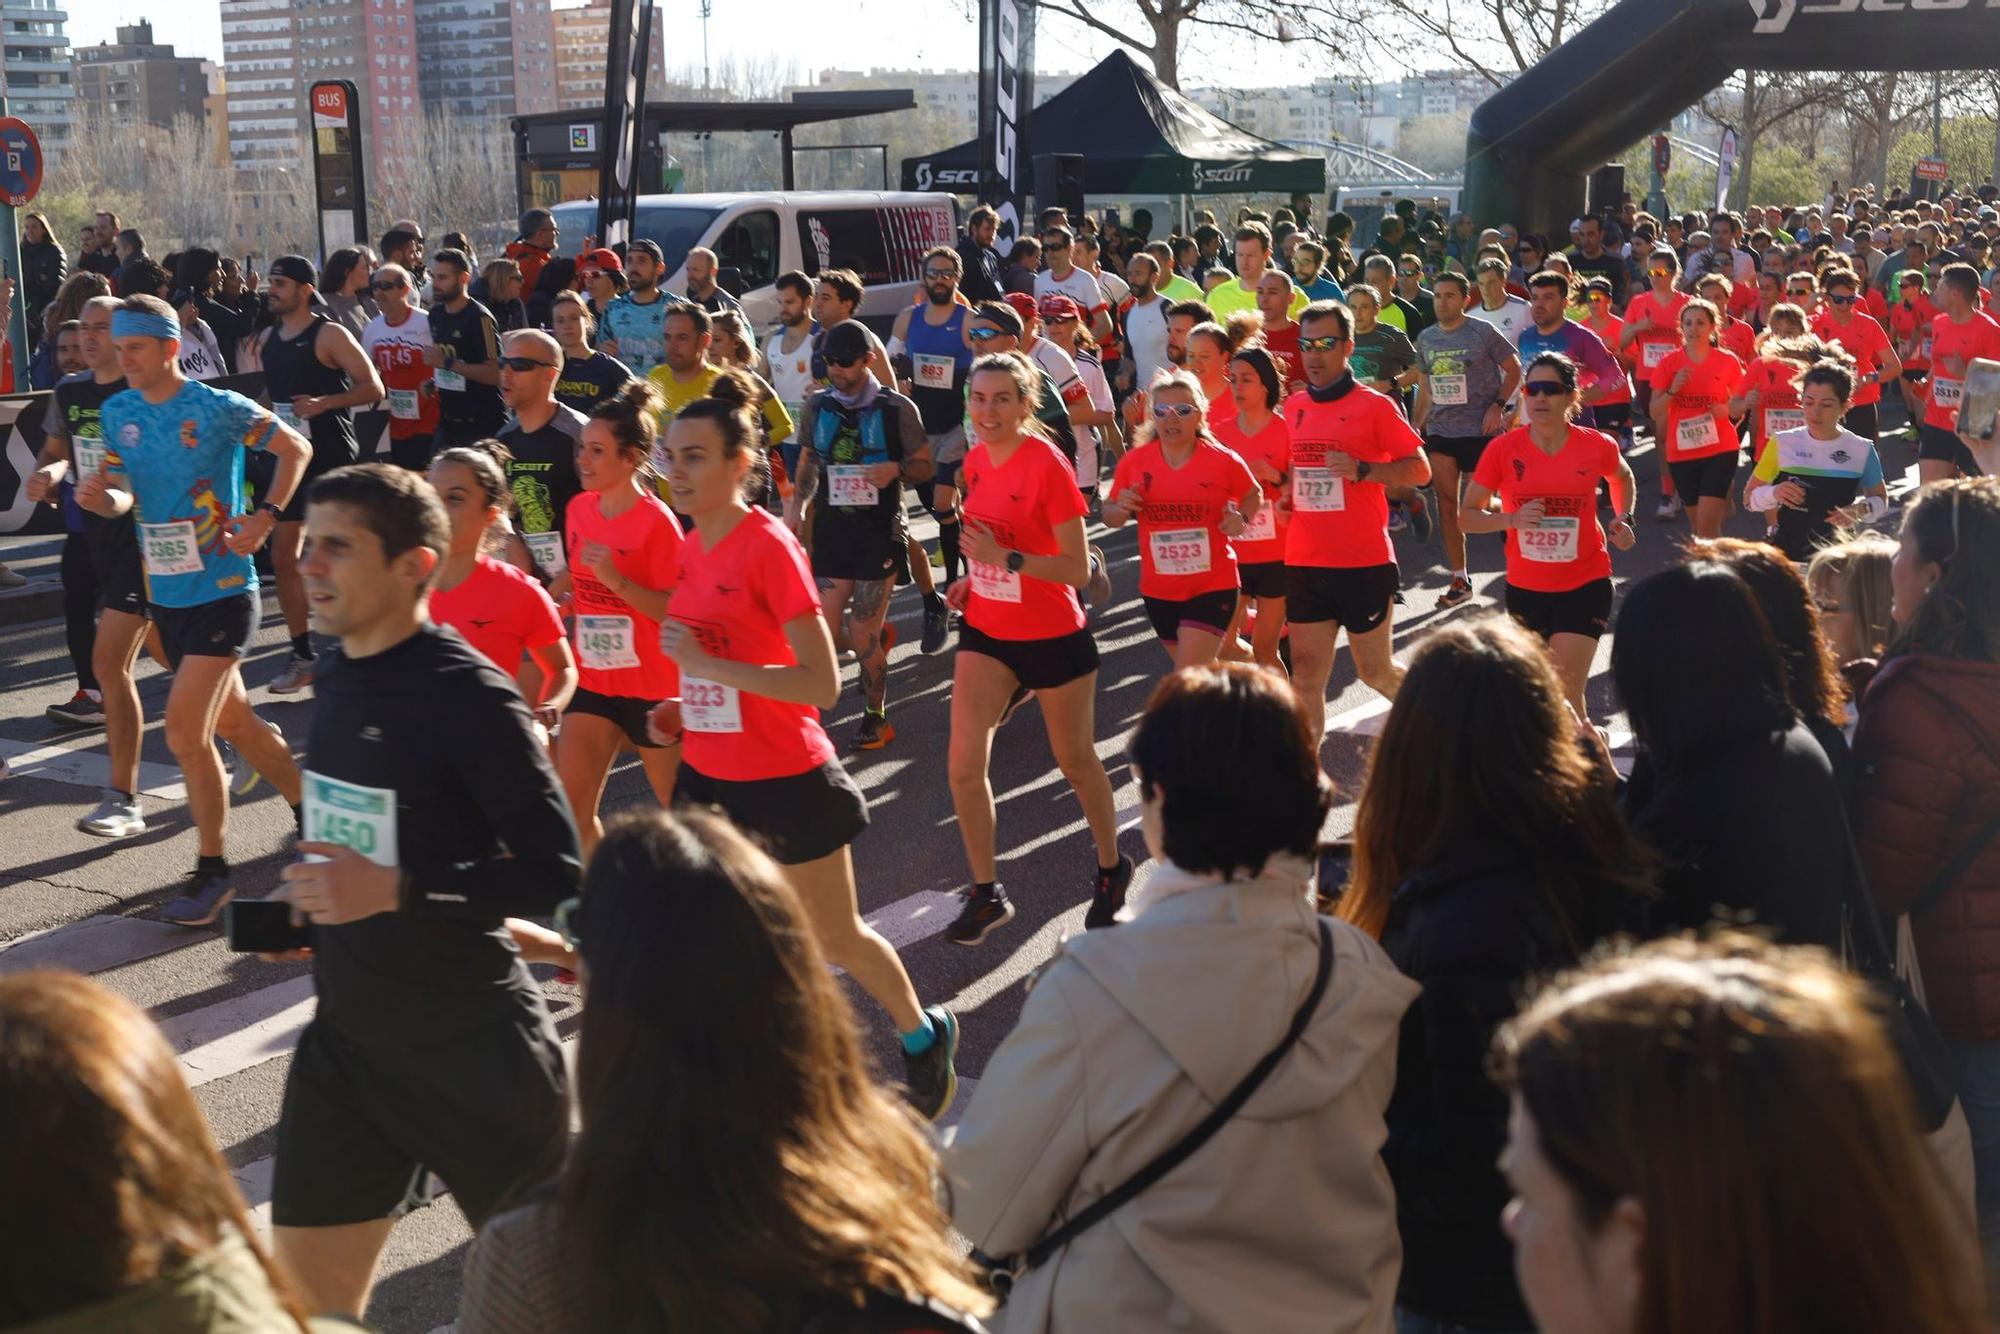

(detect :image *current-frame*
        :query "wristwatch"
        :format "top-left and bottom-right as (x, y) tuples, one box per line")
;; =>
(1355, 460), (1374, 482)
(258, 502), (283, 520)
(1005, 550), (1026, 574)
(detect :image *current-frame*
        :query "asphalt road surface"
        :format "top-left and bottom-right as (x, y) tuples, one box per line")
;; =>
(0, 424), (1928, 1331)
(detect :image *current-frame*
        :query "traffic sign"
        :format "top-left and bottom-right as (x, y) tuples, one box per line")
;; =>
(1915, 155), (1949, 183)
(0, 118), (43, 208)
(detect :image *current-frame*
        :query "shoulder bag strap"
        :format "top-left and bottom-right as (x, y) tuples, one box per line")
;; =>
(1020, 918), (1335, 1270)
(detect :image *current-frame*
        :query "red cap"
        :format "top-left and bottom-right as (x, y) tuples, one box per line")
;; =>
(1036, 292), (1081, 320)
(1003, 291), (1040, 322)
(579, 247), (623, 274)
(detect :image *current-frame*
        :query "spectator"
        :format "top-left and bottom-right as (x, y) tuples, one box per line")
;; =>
(178, 247), (254, 374)
(1851, 477), (2000, 1270)
(504, 207), (558, 293)
(19, 209), (65, 342)
(1496, 934), (1987, 1334)
(950, 664), (1416, 1333)
(1806, 529), (1898, 701)
(79, 211), (119, 281)
(481, 258), (529, 334)
(0, 971), (352, 1331)
(1001, 236), (1040, 295)
(320, 247), (379, 340)
(525, 255), (577, 330)
(457, 810), (990, 1333)
(1614, 559), (1861, 950)
(112, 228), (150, 300)
(957, 203), (1004, 303)
(28, 270), (111, 390)
(1339, 615), (1649, 1334)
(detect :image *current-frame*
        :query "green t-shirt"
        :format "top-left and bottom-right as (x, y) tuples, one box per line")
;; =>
(1205, 276), (1310, 322)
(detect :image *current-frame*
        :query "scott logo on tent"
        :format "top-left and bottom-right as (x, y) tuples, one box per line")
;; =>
(916, 164), (981, 191)
(1751, 0), (2000, 35)
(1193, 162), (1254, 186)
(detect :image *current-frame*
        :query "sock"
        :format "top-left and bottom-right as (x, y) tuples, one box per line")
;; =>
(974, 879), (998, 897)
(84, 689), (102, 702)
(899, 1010), (938, 1056)
(1453, 569), (1468, 581)
(937, 519), (963, 585)
(866, 706), (886, 720)
(291, 633), (315, 661)
(196, 854), (228, 880)
(114, 789), (135, 804)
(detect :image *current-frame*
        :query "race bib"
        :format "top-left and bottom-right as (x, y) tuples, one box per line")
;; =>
(1933, 376), (1965, 409)
(1432, 373), (1469, 406)
(140, 520), (203, 576)
(1764, 409), (1806, 437)
(388, 388), (421, 420)
(302, 770), (399, 868)
(681, 677), (743, 733)
(273, 402), (300, 431)
(1292, 466), (1346, 512)
(524, 529), (565, 575)
(969, 560), (1022, 603)
(1676, 413), (1723, 452)
(912, 353), (955, 390)
(1641, 341), (1671, 369)
(433, 366), (466, 393)
(576, 614), (639, 670)
(1149, 527), (1211, 575)
(1518, 515), (1580, 563)
(1240, 503), (1277, 542)
(828, 464), (878, 508)
(1921, 334), (1935, 362)
(72, 435), (108, 478)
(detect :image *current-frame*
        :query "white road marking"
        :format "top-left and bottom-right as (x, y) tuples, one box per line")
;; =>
(160, 975), (317, 1089)
(0, 913), (198, 974)
(0, 735), (188, 800)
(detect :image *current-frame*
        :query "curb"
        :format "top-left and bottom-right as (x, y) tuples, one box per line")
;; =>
(0, 580), (62, 629)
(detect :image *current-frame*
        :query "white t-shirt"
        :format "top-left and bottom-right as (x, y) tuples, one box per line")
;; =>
(1094, 267), (1130, 311)
(1036, 266), (1110, 316)
(762, 324), (817, 419)
(1124, 295), (1172, 390)
(177, 322), (229, 381)
(1468, 294), (1534, 348)
(1030, 337), (1087, 411)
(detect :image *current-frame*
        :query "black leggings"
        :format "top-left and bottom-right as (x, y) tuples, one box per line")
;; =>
(61, 531), (99, 693)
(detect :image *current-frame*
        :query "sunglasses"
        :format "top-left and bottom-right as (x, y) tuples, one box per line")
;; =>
(1522, 381), (1570, 397)
(499, 356), (556, 371)
(1151, 401), (1199, 420)
(967, 327), (1007, 343)
(1044, 241), (1071, 251)
(1046, 314), (1078, 325)
(1827, 294), (1857, 305)
(1298, 334), (1347, 352)
(825, 353), (868, 369)
(923, 267), (957, 279)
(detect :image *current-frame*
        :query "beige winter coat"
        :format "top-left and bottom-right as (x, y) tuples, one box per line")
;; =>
(947, 856), (1419, 1334)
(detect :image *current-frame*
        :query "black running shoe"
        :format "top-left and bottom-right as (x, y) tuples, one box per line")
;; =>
(920, 594), (951, 655)
(946, 883), (1015, 946)
(1085, 853), (1135, 930)
(901, 1006), (961, 1120)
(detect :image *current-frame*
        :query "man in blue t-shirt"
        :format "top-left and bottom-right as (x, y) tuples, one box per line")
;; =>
(82, 295), (314, 927)
(1516, 271), (1623, 428)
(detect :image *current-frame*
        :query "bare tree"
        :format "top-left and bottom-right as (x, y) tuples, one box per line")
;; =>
(373, 108), (521, 258)
(1350, 0), (1616, 89)
(1027, 0), (1353, 89)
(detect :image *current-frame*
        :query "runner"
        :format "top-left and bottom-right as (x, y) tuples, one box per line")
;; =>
(647, 371), (960, 1119)
(1207, 223), (1310, 321)
(1120, 252), (1173, 394)
(1579, 276), (1634, 445)
(425, 250), (506, 452)
(1033, 226), (1112, 346)
(1462, 351), (1637, 716)
(645, 302), (794, 448)
(1104, 368), (1259, 667)
(556, 380), (685, 855)
(790, 322), (932, 750)
(1414, 272), (1522, 609)
(264, 463), (576, 1320)
(550, 291), (633, 416)
(942, 353), (1129, 944)
(1185, 318), (1245, 428)
(1344, 285), (1420, 403)
(21, 296), (162, 837)
(492, 328), (589, 585)
(1258, 270), (1304, 382)
(1922, 261), (2000, 481)
(1621, 249), (1691, 519)
(258, 255), (385, 697)
(1282, 299), (1432, 741)
(964, 301), (1084, 478)
(359, 263), (439, 472)
(1469, 257), (1533, 347)
(1213, 343), (1292, 671)
(1888, 270), (1938, 433)
(1649, 297), (1746, 540)
(1693, 274), (1757, 365)
(1736, 303), (1818, 477)
(84, 296), (308, 924)
(887, 248), (969, 652)
(1037, 292), (1118, 497)
(760, 271), (819, 480)
(1517, 271), (1623, 426)
(596, 239), (673, 377)
(1745, 355), (1889, 563)
(426, 441), (576, 729)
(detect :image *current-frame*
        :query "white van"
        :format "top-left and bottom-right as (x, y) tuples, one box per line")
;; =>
(1333, 185), (1464, 242)
(549, 191), (959, 334)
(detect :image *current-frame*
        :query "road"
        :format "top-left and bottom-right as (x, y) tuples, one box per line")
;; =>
(0, 424), (1925, 1331)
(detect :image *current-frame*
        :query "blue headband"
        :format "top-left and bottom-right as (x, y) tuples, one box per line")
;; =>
(111, 308), (181, 341)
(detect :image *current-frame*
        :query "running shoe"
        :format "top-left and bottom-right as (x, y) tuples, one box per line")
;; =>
(1387, 505), (1410, 533)
(920, 594), (951, 655)
(45, 690), (106, 728)
(77, 789), (145, 839)
(1435, 576), (1475, 610)
(161, 870), (235, 928)
(1086, 543), (1112, 607)
(854, 711), (895, 751)
(1084, 853), (1135, 930)
(267, 652), (315, 695)
(901, 1006), (961, 1121)
(1654, 495), (1682, 521)
(946, 883), (1015, 946)
(997, 685), (1032, 728)
(1406, 488), (1436, 544)
(0, 562), (25, 589)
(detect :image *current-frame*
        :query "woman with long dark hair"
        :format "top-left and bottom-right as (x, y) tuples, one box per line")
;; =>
(1338, 615), (1649, 1334)
(1215, 343), (1291, 671)
(457, 810), (991, 1333)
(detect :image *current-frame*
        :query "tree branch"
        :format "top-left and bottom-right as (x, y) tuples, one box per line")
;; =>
(1028, 0), (1157, 58)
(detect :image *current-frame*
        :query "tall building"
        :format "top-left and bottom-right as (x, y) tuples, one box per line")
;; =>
(415, 0), (556, 119)
(75, 20), (208, 133)
(551, 0), (664, 113)
(0, 0), (75, 161)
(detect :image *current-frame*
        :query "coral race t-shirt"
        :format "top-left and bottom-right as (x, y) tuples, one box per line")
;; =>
(959, 435), (1089, 640)
(1649, 347), (1744, 461)
(1472, 425), (1623, 593)
(1811, 310), (1892, 406)
(1624, 289), (1688, 375)
(1211, 411), (1291, 565)
(1281, 380), (1425, 569)
(1744, 354), (1808, 453)
(666, 507), (836, 782)
(1110, 437), (1257, 600)
(1926, 311), (2000, 430)
(428, 555), (563, 675)
(564, 486), (684, 699)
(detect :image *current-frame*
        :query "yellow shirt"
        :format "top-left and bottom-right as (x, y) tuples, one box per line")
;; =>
(1203, 276), (1309, 322)
(644, 362), (795, 499)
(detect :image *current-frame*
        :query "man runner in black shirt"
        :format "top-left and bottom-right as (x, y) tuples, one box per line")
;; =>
(495, 327), (586, 580)
(426, 248), (507, 450)
(266, 462), (579, 1318)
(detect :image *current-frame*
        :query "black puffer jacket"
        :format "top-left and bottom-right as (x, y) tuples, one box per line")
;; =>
(21, 235), (66, 318)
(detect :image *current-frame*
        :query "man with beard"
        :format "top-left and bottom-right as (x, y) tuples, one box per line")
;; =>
(887, 246), (973, 652)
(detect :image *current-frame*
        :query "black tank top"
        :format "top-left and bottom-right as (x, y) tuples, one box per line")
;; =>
(263, 313), (357, 469)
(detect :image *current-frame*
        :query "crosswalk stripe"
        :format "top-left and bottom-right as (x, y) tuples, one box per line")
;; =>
(161, 975), (317, 1089)
(0, 913), (198, 975)
(0, 735), (188, 801)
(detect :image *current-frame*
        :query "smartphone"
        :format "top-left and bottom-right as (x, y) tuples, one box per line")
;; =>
(224, 899), (310, 953)
(1317, 840), (1355, 898)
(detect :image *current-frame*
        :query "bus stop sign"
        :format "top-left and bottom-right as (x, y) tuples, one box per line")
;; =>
(0, 118), (43, 207)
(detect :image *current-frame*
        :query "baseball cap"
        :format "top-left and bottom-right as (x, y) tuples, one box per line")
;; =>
(628, 239), (664, 263)
(1036, 292), (1080, 322)
(269, 254), (318, 287)
(821, 320), (873, 367)
(1003, 291), (1040, 323)
(578, 247), (623, 275)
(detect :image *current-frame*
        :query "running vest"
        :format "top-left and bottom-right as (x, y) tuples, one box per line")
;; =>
(262, 314), (358, 469)
(904, 304), (972, 434)
(808, 389), (908, 532)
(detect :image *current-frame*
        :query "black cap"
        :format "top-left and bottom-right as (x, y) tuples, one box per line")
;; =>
(269, 254), (318, 288)
(628, 239), (664, 263)
(822, 320), (873, 366)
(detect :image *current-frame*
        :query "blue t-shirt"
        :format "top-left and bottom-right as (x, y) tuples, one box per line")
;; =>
(103, 379), (277, 609)
(598, 292), (674, 376)
(1516, 319), (1623, 427)
(1298, 274), (1345, 304)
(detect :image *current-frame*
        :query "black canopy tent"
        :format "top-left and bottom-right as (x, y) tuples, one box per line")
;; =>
(900, 50), (1325, 198)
